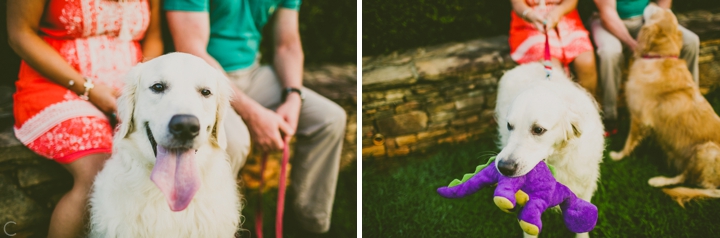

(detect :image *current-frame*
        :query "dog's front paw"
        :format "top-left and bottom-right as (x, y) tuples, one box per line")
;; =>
(609, 151), (624, 161)
(648, 177), (665, 187)
(648, 176), (679, 187)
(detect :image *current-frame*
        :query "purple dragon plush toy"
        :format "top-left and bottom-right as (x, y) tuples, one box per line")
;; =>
(437, 157), (598, 235)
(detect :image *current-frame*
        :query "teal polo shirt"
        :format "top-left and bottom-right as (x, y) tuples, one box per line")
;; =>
(616, 0), (649, 19)
(164, 0), (302, 72)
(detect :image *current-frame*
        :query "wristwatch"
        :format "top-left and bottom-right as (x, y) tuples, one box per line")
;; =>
(282, 87), (305, 102)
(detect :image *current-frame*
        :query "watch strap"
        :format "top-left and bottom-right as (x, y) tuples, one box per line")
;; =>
(282, 87), (304, 102)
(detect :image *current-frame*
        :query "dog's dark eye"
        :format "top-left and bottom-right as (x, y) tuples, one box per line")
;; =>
(532, 126), (546, 135)
(507, 123), (514, 131)
(200, 89), (212, 97)
(150, 83), (166, 93)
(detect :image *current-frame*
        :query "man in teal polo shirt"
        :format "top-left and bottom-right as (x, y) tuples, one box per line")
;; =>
(164, 0), (347, 233)
(591, 0), (699, 134)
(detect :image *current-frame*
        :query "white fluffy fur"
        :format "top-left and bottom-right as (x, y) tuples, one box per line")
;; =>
(89, 53), (240, 237)
(495, 63), (604, 237)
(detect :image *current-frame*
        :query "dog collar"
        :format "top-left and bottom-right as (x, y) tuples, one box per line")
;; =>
(641, 55), (678, 59)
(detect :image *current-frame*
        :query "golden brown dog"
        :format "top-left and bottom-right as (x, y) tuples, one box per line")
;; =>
(609, 3), (720, 207)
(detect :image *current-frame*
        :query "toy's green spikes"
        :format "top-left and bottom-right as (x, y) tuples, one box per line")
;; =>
(448, 157), (496, 187)
(547, 162), (556, 177)
(449, 179), (462, 187)
(447, 156), (556, 187)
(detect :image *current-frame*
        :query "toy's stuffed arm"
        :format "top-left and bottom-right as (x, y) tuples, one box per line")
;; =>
(437, 162), (501, 198)
(493, 176), (526, 212)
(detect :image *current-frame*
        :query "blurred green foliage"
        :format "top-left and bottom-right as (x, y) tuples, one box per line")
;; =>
(295, 0), (356, 64)
(363, 0), (720, 57)
(363, 0), (512, 56)
(259, 0), (357, 65)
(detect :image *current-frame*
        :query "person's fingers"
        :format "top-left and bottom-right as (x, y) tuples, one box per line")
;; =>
(277, 119), (295, 137)
(259, 138), (273, 152)
(272, 130), (284, 150)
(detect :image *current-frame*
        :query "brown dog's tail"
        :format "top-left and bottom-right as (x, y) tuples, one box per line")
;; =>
(661, 187), (720, 208)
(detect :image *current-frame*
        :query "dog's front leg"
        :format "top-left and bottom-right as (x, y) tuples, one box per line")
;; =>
(648, 174), (685, 187)
(523, 232), (538, 238)
(609, 117), (649, 161)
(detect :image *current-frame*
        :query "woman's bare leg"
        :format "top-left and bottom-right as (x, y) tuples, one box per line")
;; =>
(572, 51), (599, 100)
(48, 153), (110, 238)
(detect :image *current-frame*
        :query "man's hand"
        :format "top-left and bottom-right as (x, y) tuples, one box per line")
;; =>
(89, 83), (120, 114)
(595, 0), (638, 52)
(245, 104), (294, 152)
(275, 93), (302, 141)
(626, 39), (639, 52)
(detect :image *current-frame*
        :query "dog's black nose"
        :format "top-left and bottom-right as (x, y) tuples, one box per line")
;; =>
(497, 160), (518, 176)
(168, 114), (200, 140)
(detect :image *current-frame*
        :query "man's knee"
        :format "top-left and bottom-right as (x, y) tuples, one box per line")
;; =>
(595, 47), (623, 63)
(324, 102), (347, 137)
(683, 30), (700, 48)
(682, 34), (700, 55)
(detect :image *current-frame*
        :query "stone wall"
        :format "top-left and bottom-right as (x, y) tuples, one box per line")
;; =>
(361, 9), (720, 159)
(0, 64), (356, 237)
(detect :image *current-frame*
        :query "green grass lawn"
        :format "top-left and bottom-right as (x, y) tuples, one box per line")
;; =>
(239, 160), (357, 238)
(362, 90), (720, 237)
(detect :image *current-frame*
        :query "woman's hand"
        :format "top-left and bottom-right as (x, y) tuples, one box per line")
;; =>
(524, 10), (547, 33)
(545, 11), (561, 30)
(88, 83), (120, 114)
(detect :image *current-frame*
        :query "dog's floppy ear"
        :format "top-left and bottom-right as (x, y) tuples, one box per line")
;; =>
(563, 109), (582, 140)
(114, 62), (145, 141)
(210, 69), (233, 149)
(636, 11), (683, 57)
(635, 24), (659, 57)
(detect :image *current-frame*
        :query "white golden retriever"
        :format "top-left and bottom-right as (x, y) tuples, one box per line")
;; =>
(495, 63), (604, 237)
(89, 53), (240, 237)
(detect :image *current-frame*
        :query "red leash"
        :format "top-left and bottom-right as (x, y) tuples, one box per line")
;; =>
(256, 138), (290, 238)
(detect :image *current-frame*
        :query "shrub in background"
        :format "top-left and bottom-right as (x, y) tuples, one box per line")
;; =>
(363, 0), (720, 56)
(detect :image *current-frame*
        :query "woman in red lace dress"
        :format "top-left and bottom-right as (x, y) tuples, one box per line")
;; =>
(509, 0), (598, 98)
(7, 0), (161, 236)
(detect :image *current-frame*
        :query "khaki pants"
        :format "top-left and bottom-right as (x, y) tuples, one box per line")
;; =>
(590, 14), (700, 120)
(223, 62), (346, 233)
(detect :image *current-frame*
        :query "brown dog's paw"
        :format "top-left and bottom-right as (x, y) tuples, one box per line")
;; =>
(648, 175), (684, 187)
(648, 177), (668, 187)
(609, 151), (624, 161)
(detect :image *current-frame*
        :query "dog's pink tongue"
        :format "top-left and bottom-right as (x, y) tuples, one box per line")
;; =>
(150, 146), (200, 212)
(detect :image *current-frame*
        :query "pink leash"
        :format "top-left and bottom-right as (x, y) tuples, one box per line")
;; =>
(256, 138), (290, 238)
(543, 26), (552, 79)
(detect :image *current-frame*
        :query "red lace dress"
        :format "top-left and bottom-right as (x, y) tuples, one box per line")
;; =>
(13, 0), (150, 163)
(508, 0), (593, 66)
